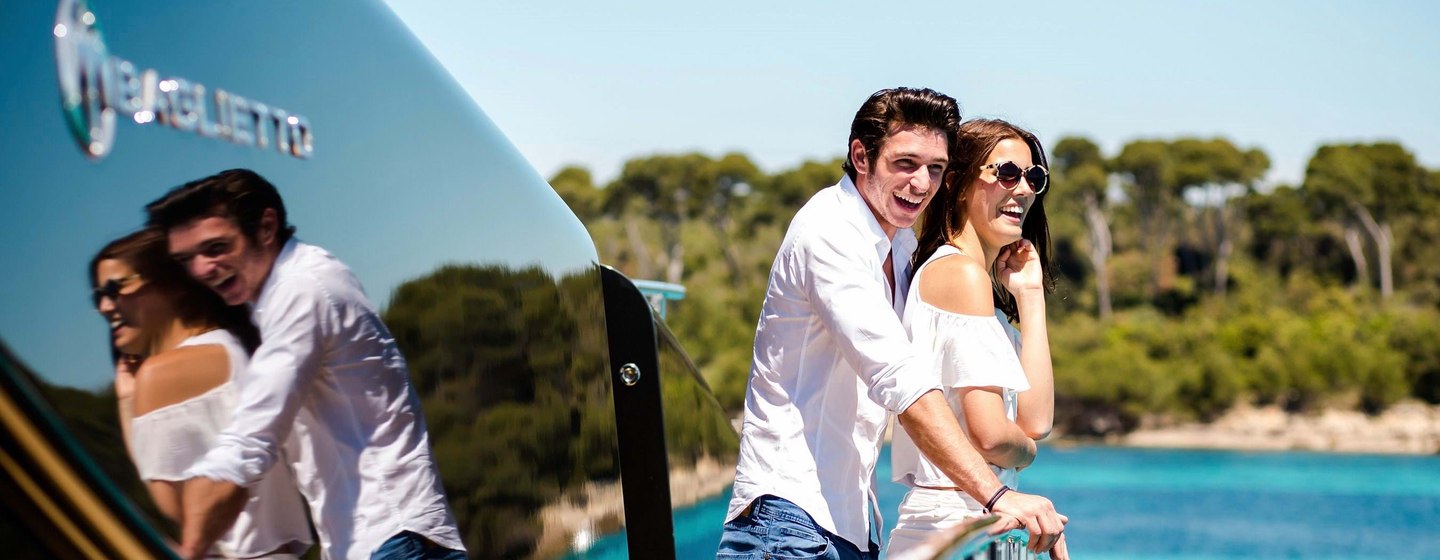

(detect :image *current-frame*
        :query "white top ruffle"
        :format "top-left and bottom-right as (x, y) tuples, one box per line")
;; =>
(132, 383), (234, 481)
(130, 330), (312, 558)
(891, 245), (1028, 505)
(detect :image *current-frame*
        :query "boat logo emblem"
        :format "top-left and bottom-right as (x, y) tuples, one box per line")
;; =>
(54, 0), (314, 161)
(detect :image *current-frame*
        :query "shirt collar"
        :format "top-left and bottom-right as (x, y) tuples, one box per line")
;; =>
(837, 175), (916, 265)
(253, 238), (299, 309)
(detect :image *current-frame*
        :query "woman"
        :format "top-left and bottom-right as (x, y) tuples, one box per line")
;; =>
(92, 228), (312, 559)
(886, 119), (1066, 559)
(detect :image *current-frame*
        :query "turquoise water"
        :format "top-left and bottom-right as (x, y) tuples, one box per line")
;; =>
(567, 445), (1440, 559)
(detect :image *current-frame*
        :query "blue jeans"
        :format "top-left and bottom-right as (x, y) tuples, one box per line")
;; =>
(370, 531), (467, 560)
(716, 495), (878, 560)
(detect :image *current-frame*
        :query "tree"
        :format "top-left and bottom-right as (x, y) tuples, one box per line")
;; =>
(1112, 140), (1180, 300)
(1303, 143), (1427, 299)
(549, 165), (602, 222)
(743, 157), (845, 231)
(705, 153), (762, 284)
(1052, 136), (1114, 319)
(1169, 138), (1268, 297)
(1394, 168), (1440, 303)
(603, 152), (760, 284)
(1242, 184), (1351, 282)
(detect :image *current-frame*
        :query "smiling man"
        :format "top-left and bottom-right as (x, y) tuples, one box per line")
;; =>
(146, 169), (464, 560)
(718, 88), (1066, 560)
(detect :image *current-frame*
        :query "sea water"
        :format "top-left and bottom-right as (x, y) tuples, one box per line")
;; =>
(567, 445), (1440, 559)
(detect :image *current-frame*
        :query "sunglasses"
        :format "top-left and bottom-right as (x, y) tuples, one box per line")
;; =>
(92, 274), (144, 308)
(980, 161), (1049, 194)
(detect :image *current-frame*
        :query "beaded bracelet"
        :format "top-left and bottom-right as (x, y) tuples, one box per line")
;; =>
(984, 485), (1012, 513)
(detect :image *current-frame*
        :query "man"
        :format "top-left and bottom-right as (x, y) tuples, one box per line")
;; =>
(719, 88), (1066, 559)
(146, 169), (465, 560)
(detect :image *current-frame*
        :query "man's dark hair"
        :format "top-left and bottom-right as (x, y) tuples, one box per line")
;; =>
(146, 168), (296, 245)
(841, 87), (962, 181)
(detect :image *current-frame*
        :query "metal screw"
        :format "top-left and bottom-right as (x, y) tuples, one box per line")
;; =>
(618, 363), (641, 386)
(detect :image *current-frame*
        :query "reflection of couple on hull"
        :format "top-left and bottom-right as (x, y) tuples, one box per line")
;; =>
(93, 169), (465, 560)
(719, 88), (1068, 560)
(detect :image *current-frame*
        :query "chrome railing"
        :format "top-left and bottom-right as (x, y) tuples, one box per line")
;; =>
(927, 516), (1050, 560)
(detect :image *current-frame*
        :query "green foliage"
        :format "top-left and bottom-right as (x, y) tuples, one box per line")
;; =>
(657, 324), (740, 465)
(550, 165), (602, 221)
(382, 263), (736, 556)
(744, 157), (845, 230)
(1052, 272), (1436, 432)
(1302, 143), (1429, 298)
(1304, 143), (1426, 223)
(384, 264), (618, 558)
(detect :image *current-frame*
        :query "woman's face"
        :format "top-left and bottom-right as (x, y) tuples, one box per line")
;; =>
(94, 258), (159, 355)
(965, 137), (1039, 250)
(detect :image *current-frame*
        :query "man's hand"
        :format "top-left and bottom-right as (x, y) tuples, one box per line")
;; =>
(1051, 532), (1070, 560)
(991, 489), (1067, 555)
(176, 477), (248, 560)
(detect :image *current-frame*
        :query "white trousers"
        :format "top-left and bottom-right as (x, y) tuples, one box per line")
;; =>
(884, 487), (986, 560)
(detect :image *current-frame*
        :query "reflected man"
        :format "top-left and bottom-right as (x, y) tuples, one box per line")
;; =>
(146, 169), (465, 560)
(720, 88), (1066, 560)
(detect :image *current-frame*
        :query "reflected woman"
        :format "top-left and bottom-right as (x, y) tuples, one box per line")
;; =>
(887, 119), (1066, 559)
(91, 228), (313, 559)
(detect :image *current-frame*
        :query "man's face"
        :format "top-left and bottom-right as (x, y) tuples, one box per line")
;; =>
(852, 124), (949, 238)
(167, 215), (276, 305)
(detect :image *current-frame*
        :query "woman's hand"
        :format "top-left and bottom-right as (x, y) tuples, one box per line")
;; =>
(114, 354), (142, 401)
(996, 239), (1044, 298)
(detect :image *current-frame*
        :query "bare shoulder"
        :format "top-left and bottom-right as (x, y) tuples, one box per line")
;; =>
(917, 253), (995, 316)
(136, 345), (229, 377)
(132, 345), (232, 416)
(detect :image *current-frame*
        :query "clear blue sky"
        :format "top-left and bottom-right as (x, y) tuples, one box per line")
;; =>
(383, 0), (1440, 187)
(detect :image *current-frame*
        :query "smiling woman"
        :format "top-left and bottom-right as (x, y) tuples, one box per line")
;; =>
(889, 119), (1062, 559)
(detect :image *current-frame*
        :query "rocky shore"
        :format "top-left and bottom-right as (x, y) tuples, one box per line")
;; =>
(1120, 400), (1440, 455)
(534, 455), (735, 557)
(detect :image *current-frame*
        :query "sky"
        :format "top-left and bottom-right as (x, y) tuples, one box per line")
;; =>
(382, 0), (1440, 188)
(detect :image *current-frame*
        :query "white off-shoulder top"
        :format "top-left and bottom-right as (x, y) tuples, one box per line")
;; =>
(129, 330), (312, 559)
(890, 245), (1029, 505)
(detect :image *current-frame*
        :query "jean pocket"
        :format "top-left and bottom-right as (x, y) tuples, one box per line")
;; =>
(718, 518), (832, 559)
(768, 525), (830, 559)
(717, 519), (766, 557)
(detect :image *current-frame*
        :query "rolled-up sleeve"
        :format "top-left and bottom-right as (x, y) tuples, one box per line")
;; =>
(185, 277), (328, 486)
(800, 229), (937, 414)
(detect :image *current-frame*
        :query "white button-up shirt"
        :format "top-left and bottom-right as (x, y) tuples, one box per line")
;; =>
(727, 176), (940, 550)
(186, 240), (462, 560)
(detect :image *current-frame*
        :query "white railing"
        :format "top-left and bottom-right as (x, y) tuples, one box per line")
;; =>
(630, 279), (686, 319)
